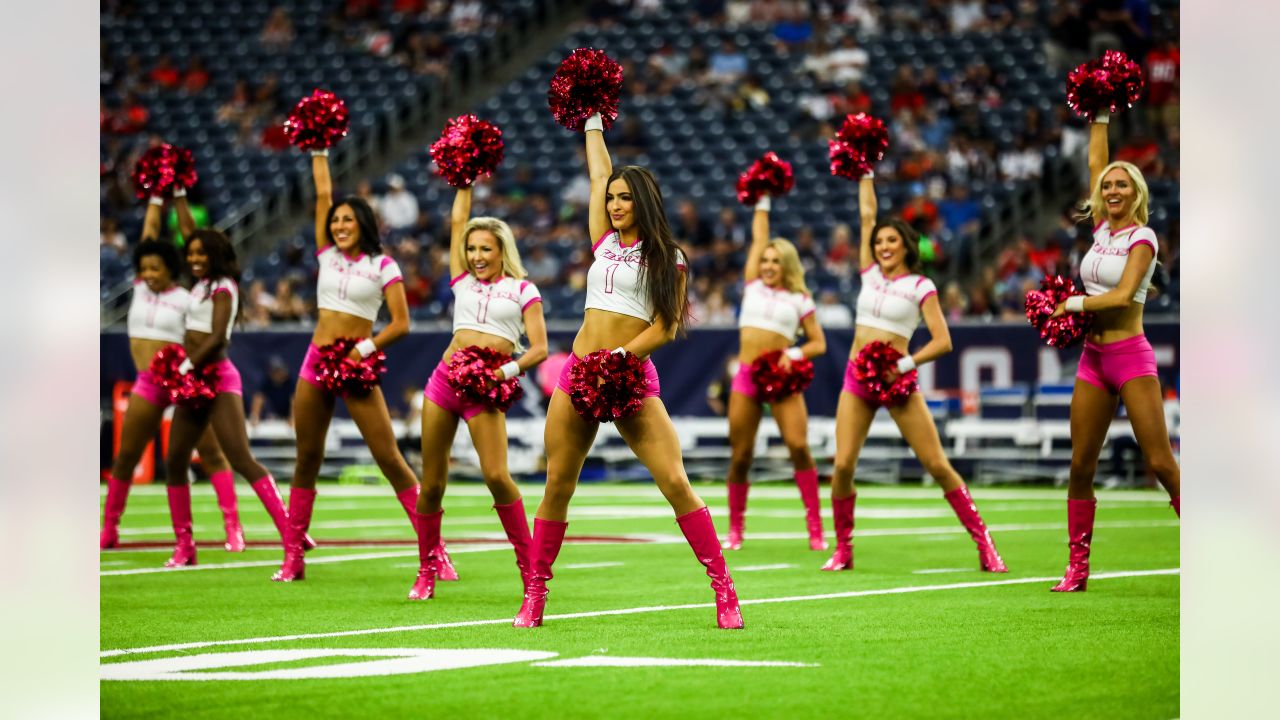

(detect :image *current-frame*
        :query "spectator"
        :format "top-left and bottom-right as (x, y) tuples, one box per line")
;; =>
(949, 0), (985, 32)
(1046, 0), (1091, 72)
(149, 55), (181, 89)
(268, 278), (307, 323)
(216, 80), (253, 125)
(832, 80), (872, 118)
(1114, 132), (1163, 177)
(523, 244), (559, 287)
(1145, 33), (1180, 142)
(889, 66), (927, 117)
(941, 281), (967, 321)
(249, 356), (295, 426)
(449, 0), (487, 34)
(827, 34), (869, 86)
(712, 207), (748, 247)
(182, 56), (210, 93)
(401, 263), (432, 308)
(814, 289), (854, 328)
(732, 74), (770, 112)
(674, 199), (713, 251)
(379, 174), (419, 231)
(802, 37), (835, 84)
(998, 135), (1044, 181)
(708, 39), (748, 85)
(100, 217), (127, 255)
(398, 31), (451, 82)
(260, 113), (291, 151)
(936, 183), (982, 240)
(243, 279), (275, 328)
(260, 6), (296, 50)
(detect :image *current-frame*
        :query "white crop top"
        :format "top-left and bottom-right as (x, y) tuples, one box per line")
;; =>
(584, 230), (687, 323)
(1081, 221), (1158, 304)
(315, 245), (404, 321)
(854, 264), (937, 339)
(127, 282), (190, 343)
(186, 277), (239, 340)
(450, 272), (542, 345)
(738, 279), (816, 342)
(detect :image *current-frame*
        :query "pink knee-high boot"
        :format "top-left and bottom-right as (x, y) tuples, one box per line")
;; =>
(251, 475), (315, 550)
(1171, 496), (1179, 517)
(944, 486), (1008, 572)
(513, 518), (568, 628)
(209, 470), (245, 552)
(100, 476), (131, 549)
(795, 468), (827, 550)
(821, 494), (855, 571)
(408, 509), (442, 600)
(1052, 498), (1097, 592)
(400, 484), (459, 581)
(725, 482), (748, 550)
(164, 484), (196, 568)
(677, 506), (744, 629)
(272, 487), (316, 582)
(493, 498), (533, 590)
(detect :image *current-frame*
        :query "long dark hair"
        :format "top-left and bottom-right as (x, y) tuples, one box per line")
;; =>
(609, 166), (689, 335)
(870, 217), (924, 275)
(187, 229), (242, 324)
(132, 239), (181, 277)
(327, 196), (383, 257)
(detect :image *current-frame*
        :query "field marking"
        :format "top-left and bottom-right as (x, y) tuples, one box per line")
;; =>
(100, 568), (1177, 658)
(101, 648), (558, 681)
(102, 520), (1177, 575)
(735, 564), (797, 572)
(531, 657), (818, 668)
(912, 568), (971, 575)
(562, 562), (625, 570)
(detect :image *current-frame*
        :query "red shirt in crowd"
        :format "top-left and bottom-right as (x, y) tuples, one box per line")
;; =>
(1145, 46), (1180, 106)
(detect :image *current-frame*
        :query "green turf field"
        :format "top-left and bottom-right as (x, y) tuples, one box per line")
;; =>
(100, 482), (1179, 718)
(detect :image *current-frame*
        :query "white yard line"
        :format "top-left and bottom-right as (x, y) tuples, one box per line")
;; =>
(734, 564), (797, 572)
(101, 544), (510, 576)
(100, 568), (1178, 658)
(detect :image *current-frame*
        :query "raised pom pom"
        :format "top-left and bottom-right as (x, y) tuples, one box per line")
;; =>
(547, 48), (624, 132)
(749, 350), (814, 403)
(1024, 275), (1095, 348)
(829, 113), (889, 180)
(1066, 50), (1145, 121)
(736, 152), (795, 206)
(853, 341), (918, 406)
(132, 144), (198, 199)
(428, 114), (505, 188)
(445, 345), (524, 413)
(284, 89), (350, 151)
(313, 338), (387, 397)
(567, 349), (647, 423)
(148, 344), (217, 409)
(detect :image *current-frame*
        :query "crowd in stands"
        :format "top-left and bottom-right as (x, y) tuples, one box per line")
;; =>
(103, 0), (1180, 330)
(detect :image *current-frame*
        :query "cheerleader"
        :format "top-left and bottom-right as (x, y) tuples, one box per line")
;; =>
(513, 112), (743, 629)
(1047, 110), (1180, 592)
(724, 194), (828, 551)
(101, 190), (244, 552)
(273, 150), (423, 582)
(825, 173), (1007, 574)
(162, 228), (291, 567)
(407, 185), (548, 600)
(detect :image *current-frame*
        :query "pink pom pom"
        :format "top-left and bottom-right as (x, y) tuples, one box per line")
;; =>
(547, 48), (624, 132)
(284, 89), (350, 151)
(445, 345), (523, 413)
(567, 349), (647, 423)
(313, 338), (387, 397)
(132, 144), (198, 199)
(853, 341), (917, 406)
(749, 350), (814, 403)
(148, 344), (218, 409)
(736, 152), (795, 206)
(1066, 50), (1145, 120)
(1024, 275), (1095, 348)
(829, 113), (889, 180)
(428, 114), (505, 188)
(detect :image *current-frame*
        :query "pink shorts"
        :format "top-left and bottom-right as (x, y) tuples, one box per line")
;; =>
(131, 370), (171, 408)
(1076, 335), (1158, 394)
(730, 362), (758, 400)
(298, 342), (325, 389)
(205, 358), (243, 396)
(555, 353), (661, 399)
(841, 360), (886, 408)
(424, 360), (488, 421)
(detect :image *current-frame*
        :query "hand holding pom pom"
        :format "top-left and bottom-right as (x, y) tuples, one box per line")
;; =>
(736, 152), (795, 206)
(750, 350), (814, 403)
(313, 338), (386, 397)
(1066, 50), (1144, 121)
(1024, 276), (1095, 348)
(149, 345), (218, 409)
(567, 349), (647, 423)
(853, 341), (917, 406)
(429, 115), (505, 188)
(446, 346), (523, 413)
(284, 89), (350, 151)
(547, 48), (624, 132)
(132, 144), (198, 199)
(829, 113), (889, 180)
